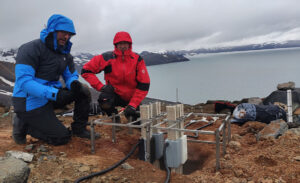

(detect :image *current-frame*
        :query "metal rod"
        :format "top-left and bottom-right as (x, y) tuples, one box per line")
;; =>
(227, 114), (231, 143)
(192, 113), (228, 117)
(154, 126), (215, 135)
(215, 129), (220, 171)
(186, 122), (214, 138)
(93, 121), (151, 128)
(112, 113), (116, 143)
(218, 122), (225, 131)
(287, 89), (293, 123)
(90, 120), (95, 154)
(187, 139), (217, 144)
(146, 124), (151, 162)
(152, 119), (168, 127)
(222, 120), (227, 156)
(128, 116), (133, 134)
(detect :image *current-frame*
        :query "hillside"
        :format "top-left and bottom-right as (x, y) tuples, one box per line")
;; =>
(0, 103), (300, 182)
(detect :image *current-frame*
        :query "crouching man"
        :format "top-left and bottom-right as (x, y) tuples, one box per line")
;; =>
(81, 31), (150, 122)
(12, 14), (99, 145)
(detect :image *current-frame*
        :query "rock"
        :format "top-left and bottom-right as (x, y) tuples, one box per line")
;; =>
(78, 166), (90, 172)
(274, 178), (286, 183)
(59, 152), (67, 157)
(224, 154), (231, 160)
(258, 178), (273, 183)
(277, 81), (295, 90)
(248, 97), (263, 105)
(286, 128), (300, 135)
(293, 156), (300, 161)
(5, 151), (34, 162)
(257, 119), (288, 141)
(234, 169), (244, 177)
(24, 144), (35, 152)
(293, 107), (300, 115)
(121, 162), (134, 170)
(0, 157), (30, 183)
(231, 134), (242, 141)
(38, 145), (49, 152)
(112, 176), (120, 181)
(228, 141), (241, 151)
(263, 88), (300, 111)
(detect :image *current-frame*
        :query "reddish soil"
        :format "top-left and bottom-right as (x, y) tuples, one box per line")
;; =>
(0, 105), (300, 183)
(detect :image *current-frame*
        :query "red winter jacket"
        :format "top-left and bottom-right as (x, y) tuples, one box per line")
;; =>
(81, 32), (150, 109)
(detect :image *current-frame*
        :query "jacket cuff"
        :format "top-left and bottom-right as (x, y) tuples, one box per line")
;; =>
(128, 102), (137, 109)
(46, 87), (59, 101)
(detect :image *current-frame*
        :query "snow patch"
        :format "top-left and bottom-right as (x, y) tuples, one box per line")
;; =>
(0, 89), (12, 96)
(0, 76), (14, 87)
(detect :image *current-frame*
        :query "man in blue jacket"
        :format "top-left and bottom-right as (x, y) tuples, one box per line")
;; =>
(12, 14), (99, 145)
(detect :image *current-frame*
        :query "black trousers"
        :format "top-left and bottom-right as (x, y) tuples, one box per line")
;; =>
(15, 96), (90, 145)
(98, 91), (140, 121)
(98, 91), (129, 116)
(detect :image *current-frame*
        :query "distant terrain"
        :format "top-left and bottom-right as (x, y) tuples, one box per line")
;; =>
(168, 40), (300, 56)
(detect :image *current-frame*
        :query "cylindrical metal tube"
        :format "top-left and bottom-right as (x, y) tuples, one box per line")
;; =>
(90, 121), (95, 154)
(215, 129), (220, 171)
(287, 89), (293, 123)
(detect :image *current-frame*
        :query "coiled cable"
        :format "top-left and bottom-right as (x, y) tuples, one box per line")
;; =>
(74, 139), (141, 183)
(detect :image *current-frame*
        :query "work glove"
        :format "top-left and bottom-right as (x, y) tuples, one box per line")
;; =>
(100, 84), (114, 94)
(56, 89), (74, 106)
(71, 80), (91, 101)
(124, 105), (137, 121)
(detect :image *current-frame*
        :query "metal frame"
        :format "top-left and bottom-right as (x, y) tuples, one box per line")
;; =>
(89, 112), (231, 171)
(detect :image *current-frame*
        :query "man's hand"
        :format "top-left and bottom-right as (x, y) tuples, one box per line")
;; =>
(56, 89), (74, 106)
(124, 105), (136, 120)
(71, 80), (91, 100)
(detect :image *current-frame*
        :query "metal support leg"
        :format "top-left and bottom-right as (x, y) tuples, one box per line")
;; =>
(222, 120), (227, 156)
(112, 113), (116, 143)
(287, 89), (293, 123)
(215, 129), (220, 171)
(227, 116), (231, 143)
(90, 120), (95, 154)
(146, 124), (151, 162)
(128, 116), (133, 134)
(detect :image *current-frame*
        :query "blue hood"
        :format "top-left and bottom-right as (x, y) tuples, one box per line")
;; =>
(40, 14), (76, 54)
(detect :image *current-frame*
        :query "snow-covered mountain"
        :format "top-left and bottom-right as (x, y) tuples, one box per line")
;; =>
(0, 48), (17, 63)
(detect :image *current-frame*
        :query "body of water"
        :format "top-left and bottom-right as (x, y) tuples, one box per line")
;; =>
(79, 47), (300, 105)
(146, 47), (300, 104)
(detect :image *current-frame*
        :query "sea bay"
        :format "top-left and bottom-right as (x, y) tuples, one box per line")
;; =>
(146, 47), (300, 104)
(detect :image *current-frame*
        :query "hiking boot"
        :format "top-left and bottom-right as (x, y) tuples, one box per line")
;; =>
(12, 134), (26, 145)
(12, 115), (27, 145)
(73, 129), (100, 139)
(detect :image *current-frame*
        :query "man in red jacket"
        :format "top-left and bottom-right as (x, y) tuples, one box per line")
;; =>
(81, 31), (150, 121)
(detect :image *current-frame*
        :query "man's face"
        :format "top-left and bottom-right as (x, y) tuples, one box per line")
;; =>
(56, 31), (72, 46)
(116, 41), (130, 52)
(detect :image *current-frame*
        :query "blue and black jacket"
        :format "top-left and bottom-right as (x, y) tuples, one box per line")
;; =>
(12, 14), (78, 112)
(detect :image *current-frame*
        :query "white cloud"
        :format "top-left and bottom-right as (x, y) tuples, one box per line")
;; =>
(1, 0), (300, 53)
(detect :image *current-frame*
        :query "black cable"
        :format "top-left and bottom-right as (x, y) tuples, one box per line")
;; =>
(74, 139), (141, 183)
(163, 142), (170, 183)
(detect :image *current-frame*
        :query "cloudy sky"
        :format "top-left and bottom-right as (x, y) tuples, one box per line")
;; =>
(1, 0), (300, 53)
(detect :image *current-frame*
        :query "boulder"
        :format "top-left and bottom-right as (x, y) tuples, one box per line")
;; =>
(5, 151), (34, 162)
(277, 81), (295, 90)
(0, 157), (30, 183)
(257, 119), (288, 140)
(263, 88), (300, 111)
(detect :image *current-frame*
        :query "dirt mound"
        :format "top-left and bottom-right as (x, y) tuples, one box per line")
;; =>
(1, 106), (300, 183)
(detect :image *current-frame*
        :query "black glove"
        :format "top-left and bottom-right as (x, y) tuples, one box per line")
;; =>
(56, 89), (74, 106)
(71, 80), (91, 100)
(100, 84), (114, 94)
(124, 105), (137, 120)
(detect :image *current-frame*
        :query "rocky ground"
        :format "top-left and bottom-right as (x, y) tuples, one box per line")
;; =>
(0, 103), (300, 183)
